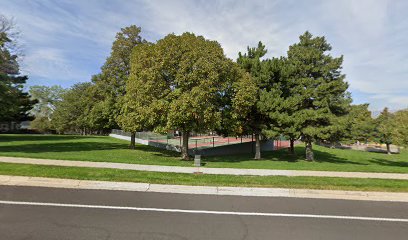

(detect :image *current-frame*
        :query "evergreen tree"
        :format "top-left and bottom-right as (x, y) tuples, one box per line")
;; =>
(258, 57), (300, 155)
(0, 15), (35, 123)
(236, 42), (271, 159)
(285, 32), (351, 161)
(375, 107), (395, 154)
(345, 104), (375, 144)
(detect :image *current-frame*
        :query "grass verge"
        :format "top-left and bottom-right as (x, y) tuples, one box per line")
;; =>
(0, 162), (407, 192)
(1, 134), (407, 173)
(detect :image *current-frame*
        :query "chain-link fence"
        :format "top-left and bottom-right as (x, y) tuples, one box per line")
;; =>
(111, 129), (255, 150)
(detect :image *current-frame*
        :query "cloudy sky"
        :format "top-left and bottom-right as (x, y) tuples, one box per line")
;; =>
(1, 0), (407, 111)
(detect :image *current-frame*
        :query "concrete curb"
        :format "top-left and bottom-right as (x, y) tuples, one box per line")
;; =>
(1, 156), (408, 180)
(1, 175), (407, 202)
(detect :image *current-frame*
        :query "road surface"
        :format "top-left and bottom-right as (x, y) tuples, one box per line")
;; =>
(0, 185), (407, 239)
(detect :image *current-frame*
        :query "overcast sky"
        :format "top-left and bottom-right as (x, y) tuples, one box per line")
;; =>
(1, 0), (407, 111)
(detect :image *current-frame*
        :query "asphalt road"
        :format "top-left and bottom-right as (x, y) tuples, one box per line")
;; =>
(0, 185), (407, 240)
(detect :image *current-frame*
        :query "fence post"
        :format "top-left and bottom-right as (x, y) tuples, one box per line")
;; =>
(252, 134), (254, 153)
(213, 137), (215, 148)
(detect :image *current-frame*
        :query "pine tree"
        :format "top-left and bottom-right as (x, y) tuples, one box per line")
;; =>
(345, 104), (375, 144)
(0, 15), (35, 123)
(258, 57), (300, 155)
(375, 107), (395, 154)
(285, 32), (351, 161)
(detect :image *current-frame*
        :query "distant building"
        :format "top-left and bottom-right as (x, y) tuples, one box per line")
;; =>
(19, 121), (31, 129)
(0, 121), (31, 132)
(0, 122), (21, 132)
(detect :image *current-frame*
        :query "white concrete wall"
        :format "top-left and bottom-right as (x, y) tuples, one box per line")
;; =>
(109, 134), (149, 145)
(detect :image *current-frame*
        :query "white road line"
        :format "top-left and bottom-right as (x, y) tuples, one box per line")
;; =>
(1, 200), (408, 223)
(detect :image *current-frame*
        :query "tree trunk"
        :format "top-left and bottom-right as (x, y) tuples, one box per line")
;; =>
(305, 141), (314, 161)
(386, 143), (391, 155)
(254, 133), (261, 160)
(181, 131), (190, 160)
(129, 132), (136, 150)
(288, 138), (295, 155)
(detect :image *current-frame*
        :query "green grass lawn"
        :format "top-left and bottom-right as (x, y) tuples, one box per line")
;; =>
(0, 134), (407, 173)
(0, 162), (407, 192)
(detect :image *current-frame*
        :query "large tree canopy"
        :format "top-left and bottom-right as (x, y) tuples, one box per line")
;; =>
(116, 42), (162, 148)
(119, 32), (255, 159)
(91, 25), (147, 131)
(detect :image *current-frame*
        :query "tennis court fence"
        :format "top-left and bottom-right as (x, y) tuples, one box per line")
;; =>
(110, 129), (257, 150)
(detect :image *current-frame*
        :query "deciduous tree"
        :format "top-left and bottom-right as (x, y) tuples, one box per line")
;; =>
(392, 109), (408, 147)
(121, 33), (254, 159)
(116, 43), (160, 149)
(91, 25), (147, 134)
(52, 83), (94, 134)
(29, 85), (65, 132)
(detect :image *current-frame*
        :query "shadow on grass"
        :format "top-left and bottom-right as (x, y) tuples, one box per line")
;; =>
(369, 158), (408, 168)
(0, 138), (180, 158)
(0, 141), (126, 153)
(134, 144), (180, 158)
(0, 134), (94, 142)
(204, 146), (367, 165)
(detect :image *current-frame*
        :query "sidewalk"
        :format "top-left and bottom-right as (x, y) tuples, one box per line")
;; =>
(1, 156), (408, 180)
(1, 175), (407, 202)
